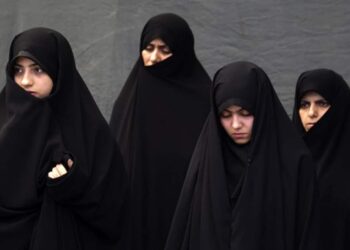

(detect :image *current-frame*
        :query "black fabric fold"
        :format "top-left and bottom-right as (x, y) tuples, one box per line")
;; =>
(109, 13), (211, 250)
(293, 68), (350, 250)
(0, 27), (128, 250)
(165, 61), (319, 250)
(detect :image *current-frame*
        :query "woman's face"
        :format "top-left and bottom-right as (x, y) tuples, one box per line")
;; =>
(299, 91), (331, 132)
(13, 57), (53, 99)
(220, 105), (254, 145)
(141, 38), (173, 66)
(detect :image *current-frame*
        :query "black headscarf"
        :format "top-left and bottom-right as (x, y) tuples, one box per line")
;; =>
(293, 69), (350, 249)
(109, 13), (211, 250)
(165, 61), (319, 250)
(0, 27), (128, 250)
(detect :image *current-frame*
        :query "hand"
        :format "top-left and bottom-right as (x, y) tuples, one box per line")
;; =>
(48, 158), (74, 179)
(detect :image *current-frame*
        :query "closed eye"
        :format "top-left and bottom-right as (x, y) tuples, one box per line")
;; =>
(220, 111), (231, 118)
(159, 45), (172, 54)
(145, 45), (154, 52)
(239, 109), (252, 116)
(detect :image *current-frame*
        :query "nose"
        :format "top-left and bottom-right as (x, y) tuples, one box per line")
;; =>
(19, 72), (33, 87)
(232, 115), (242, 129)
(308, 104), (318, 118)
(150, 49), (160, 64)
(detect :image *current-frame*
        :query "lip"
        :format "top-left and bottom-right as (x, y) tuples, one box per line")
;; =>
(232, 133), (247, 138)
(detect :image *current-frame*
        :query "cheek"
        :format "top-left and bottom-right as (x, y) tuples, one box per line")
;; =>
(41, 77), (54, 95)
(47, 82), (54, 93)
(319, 107), (330, 118)
(160, 53), (172, 61)
(47, 78), (54, 90)
(14, 75), (21, 85)
(298, 110), (307, 122)
(220, 118), (231, 133)
(141, 51), (150, 64)
(245, 117), (254, 133)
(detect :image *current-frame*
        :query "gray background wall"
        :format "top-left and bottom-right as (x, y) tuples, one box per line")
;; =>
(1, 0), (349, 119)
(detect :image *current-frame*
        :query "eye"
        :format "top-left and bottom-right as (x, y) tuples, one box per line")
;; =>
(239, 109), (252, 117)
(161, 46), (172, 54)
(145, 45), (154, 52)
(33, 66), (44, 74)
(317, 100), (330, 108)
(13, 65), (23, 75)
(299, 100), (310, 109)
(220, 111), (231, 118)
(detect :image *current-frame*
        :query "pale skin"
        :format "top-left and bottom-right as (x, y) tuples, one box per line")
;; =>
(47, 159), (74, 179)
(14, 56), (73, 179)
(14, 57), (54, 99)
(220, 105), (254, 145)
(299, 91), (331, 132)
(141, 38), (173, 66)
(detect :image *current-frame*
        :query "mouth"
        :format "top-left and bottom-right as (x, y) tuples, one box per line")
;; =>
(28, 91), (38, 97)
(232, 133), (247, 138)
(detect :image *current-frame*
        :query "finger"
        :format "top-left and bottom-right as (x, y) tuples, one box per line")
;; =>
(55, 164), (68, 176)
(67, 159), (73, 168)
(48, 171), (54, 179)
(48, 170), (58, 179)
(52, 166), (61, 177)
(52, 165), (62, 177)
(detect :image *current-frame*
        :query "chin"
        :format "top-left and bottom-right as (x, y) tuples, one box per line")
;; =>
(233, 139), (249, 145)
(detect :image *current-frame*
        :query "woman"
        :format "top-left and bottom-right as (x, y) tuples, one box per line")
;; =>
(293, 69), (350, 249)
(109, 13), (211, 250)
(0, 28), (128, 250)
(165, 61), (319, 250)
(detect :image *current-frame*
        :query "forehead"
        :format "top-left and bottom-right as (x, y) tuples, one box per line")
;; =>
(15, 56), (37, 66)
(223, 104), (244, 112)
(147, 38), (168, 46)
(301, 91), (326, 101)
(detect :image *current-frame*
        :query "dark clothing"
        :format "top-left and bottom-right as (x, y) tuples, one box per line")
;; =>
(0, 28), (128, 250)
(293, 69), (350, 250)
(165, 61), (319, 250)
(109, 13), (211, 250)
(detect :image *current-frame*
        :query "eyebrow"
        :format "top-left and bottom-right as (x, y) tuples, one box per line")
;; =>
(301, 98), (326, 102)
(315, 99), (328, 103)
(224, 107), (243, 112)
(148, 43), (169, 48)
(14, 62), (39, 67)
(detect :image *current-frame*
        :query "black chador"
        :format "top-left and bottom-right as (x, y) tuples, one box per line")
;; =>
(109, 13), (211, 250)
(165, 61), (319, 250)
(293, 69), (350, 250)
(0, 28), (128, 250)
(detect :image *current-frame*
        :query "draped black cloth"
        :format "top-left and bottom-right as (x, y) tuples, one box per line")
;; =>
(293, 69), (350, 250)
(0, 27), (128, 250)
(165, 61), (319, 250)
(109, 13), (211, 250)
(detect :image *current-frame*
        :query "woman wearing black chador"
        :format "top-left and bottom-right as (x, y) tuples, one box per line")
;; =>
(293, 69), (350, 250)
(0, 28), (128, 250)
(109, 13), (211, 250)
(165, 61), (319, 250)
